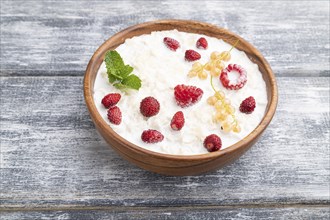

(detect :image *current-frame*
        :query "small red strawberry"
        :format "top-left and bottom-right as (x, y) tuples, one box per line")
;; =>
(140, 96), (160, 117)
(174, 84), (203, 108)
(196, 37), (208, 49)
(107, 106), (122, 125)
(163, 37), (180, 51)
(101, 93), (121, 108)
(203, 134), (222, 152)
(239, 96), (256, 114)
(185, 49), (201, 61)
(141, 129), (164, 143)
(170, 111), (185, 131)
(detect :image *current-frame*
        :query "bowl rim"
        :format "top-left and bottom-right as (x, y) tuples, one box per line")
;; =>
(84, 19), (278, 162)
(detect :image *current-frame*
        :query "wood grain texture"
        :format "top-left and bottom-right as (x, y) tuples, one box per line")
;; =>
(1, 207), (330, 220)
(1, 77), (329, 208)
(1, 0), (329, 218)
(1, 0), (329, 77)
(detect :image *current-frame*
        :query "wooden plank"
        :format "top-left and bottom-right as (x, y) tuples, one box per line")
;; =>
(1, 0), (329, 77)
(1, 76), (329, 208)
(1, 207), (330, 220)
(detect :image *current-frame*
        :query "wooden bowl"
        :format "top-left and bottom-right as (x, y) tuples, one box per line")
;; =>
(84, 19), (278, 176)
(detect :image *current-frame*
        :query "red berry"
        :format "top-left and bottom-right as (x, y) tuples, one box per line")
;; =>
(140, 96), (160, 117)
(141, 129), (164, 143)
(196, 37), (208, 49)
(163, 37), (180, 51)
(170, 111), (185, 131)
(239, 96), (256, 114)
(220, 64), (247, 90)
(185, 49), (201, 61)
(174, 84), (203, 108)
(107, 106), (122, 125)
(203, 134), (222, 152)
(101, 93), (121, 108)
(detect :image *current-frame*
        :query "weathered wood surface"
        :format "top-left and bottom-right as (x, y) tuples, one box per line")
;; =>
(0, 0), (329, 77)
(1, 0), (329, 219)
(1, 77), (329, 208)
(1, 207), (330, 220)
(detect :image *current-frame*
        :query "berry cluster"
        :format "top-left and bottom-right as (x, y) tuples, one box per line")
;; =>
(101, 93), (122, 125)
(139, 96), (163, 143)
(139, 96), (187, 143)
(187, 40), (239, 80)
(188, 40), (242, 133)
(207, 90), (241, 133)
(164, 37), (210, 62)
(188, 62), (208, 79)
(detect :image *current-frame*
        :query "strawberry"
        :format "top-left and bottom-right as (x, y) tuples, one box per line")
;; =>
(196, 37), (208, 49)
(174, 84), (203, 108)
(170, 111), (185, 131)
(140, 96), (160, 117)
(107, 106), (122, 125)
(239, 96), (256, 114)
(141, 129), (164, 143)
(101, 93), (121, 108)
(203, 134), (222, 152)
(185, 49), (201, 61)
(163, 37), (180, 51)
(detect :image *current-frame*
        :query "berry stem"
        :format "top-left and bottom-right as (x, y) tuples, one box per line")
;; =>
(229, 39), (240, 52)
(219, 39), (240, 60)
(210, 76), (217, 93)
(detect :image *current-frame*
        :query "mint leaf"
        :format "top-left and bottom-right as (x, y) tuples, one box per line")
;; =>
(105, 50), (125, 73)
(121, 65), (133, 78)
(108, 73), (118, 83)
(121, 74), (142, 90)
(104, 50), (142, 91)
(113, 82), (127, 90)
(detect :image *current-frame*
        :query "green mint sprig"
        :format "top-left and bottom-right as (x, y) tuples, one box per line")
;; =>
(104, 50), (141, 91)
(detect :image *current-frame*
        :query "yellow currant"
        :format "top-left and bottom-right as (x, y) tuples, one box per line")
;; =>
(198, 70), (208, 80)
(220, 51), (231, 61)
(207, 96), (218, 105)
(233, 124), (241, 133)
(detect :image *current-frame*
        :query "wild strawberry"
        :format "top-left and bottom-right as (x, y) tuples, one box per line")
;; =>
(163, 37), (180, 51)
(203, 134), (222, 152)
(185, 49), (201, 61)
(239, 96), (256, 114)
(140, 96), (160, 117)
(107, 106), (122, 125)
(170, 111), (185, 131)
(220, 64), (247, 90)
(141, 129), (164, 143)
(196, 37), (208, 49)
(101, 93), (121, 108)
(174, 84), (203, 108)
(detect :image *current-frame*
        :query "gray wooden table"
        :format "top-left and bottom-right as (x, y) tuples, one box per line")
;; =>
(1, 0), (329, 219)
